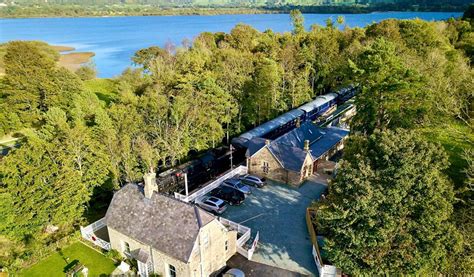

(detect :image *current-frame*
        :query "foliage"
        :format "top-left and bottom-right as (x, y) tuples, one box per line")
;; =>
(315, 129), (461, 275)
(1, 13), (473, 273)
(0, 1), (471, 18)
(104, 249), (122, 262)
(75, 64), (97, 81)
(349, 38), (424, 134)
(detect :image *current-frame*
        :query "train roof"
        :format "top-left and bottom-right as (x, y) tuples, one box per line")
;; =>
(298, 93), (338, 113)
(239, 109), (304, 142)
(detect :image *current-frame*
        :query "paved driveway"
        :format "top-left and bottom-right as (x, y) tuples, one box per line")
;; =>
(221, 178), (327, 276)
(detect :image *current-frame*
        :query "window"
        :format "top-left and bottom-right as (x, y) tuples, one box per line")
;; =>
(121, 241), (130, 256)
(262, 161), (269, 174)
(225, 240), (228, 251)
(168, 264), (177, 277)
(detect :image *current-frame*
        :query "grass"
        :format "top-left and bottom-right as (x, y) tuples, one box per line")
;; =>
(20, 241), (116, 277)
(420, 120), (473, 188)
(84, 78), (118, 105)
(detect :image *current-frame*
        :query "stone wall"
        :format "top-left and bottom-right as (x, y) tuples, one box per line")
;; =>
(248, 146), (314, 186)
(108, 219), (237, 277)
(248, 147), (289, 184)
(187, 220), (238, 276)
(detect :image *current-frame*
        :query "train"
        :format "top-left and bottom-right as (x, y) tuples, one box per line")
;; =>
(231, 85), (357, 149)
(157, 85), (357, 194)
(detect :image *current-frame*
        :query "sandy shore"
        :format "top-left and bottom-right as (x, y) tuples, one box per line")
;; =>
(0, 43), (95, 75)
(59, 51), (95, 71)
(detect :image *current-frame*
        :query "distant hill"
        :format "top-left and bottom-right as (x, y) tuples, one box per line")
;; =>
(1, 0), (472, 7)
(0, 0), (469, 17)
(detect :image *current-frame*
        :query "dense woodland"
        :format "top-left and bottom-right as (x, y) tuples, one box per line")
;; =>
(0, 0), (471, 17)
(0, 8), (473, 274)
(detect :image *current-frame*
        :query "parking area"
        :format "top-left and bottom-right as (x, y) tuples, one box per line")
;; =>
(221, 177), (327, 276)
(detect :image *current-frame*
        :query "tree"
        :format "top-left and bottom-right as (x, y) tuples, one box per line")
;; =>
(290, 9), (305, 35)
(75, 64), (97, 80)
(315, 129), (461, 275)
(349, 38), (423, 134)
(2, 41), (82, 127)
(0, 107), (109, 245)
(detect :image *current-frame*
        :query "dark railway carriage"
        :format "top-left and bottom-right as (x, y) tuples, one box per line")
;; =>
(231, 109), (304, 148)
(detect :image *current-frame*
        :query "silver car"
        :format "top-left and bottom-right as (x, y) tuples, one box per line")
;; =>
(239, 174), (265, 188)
(197, 196), (227, 214)
(222, 178), (251, 195)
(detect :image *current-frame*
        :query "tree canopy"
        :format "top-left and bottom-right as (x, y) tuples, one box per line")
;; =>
(315, 129), (461, 275)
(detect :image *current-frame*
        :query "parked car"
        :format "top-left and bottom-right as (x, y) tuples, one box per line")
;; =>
(197, 196), (227, 214)
(222, 178), (251, 195)
(210, 186), (245, 205)
(223, 268), (245, 277)
(239, 174), (266, 188)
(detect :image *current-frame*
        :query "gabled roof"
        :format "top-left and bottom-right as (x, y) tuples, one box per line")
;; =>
(105, 184), (215, 262)
(246, 137), (267, 157)
(268, 143), (309, 172)
(247, 122), (349, 172)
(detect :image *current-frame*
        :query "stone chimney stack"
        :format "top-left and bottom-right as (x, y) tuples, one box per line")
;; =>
(144, 172), (157, 199)
(265, 139), (271, 146)
(304, 140), (310, 152)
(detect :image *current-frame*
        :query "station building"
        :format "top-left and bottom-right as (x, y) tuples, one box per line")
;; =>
(246, 122), (349, 186)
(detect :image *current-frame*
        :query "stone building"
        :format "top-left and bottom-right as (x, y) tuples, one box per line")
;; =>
(105, 176), (238, 277)
(246, 122), (349, 186)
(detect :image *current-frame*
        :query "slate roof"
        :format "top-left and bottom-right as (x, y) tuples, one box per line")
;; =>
(105, 184), (215, 262)
(268, 143), (309, 172)
(246, 137), (267, 157)
(308, 127), (349, 159)
(247, 122), (349, 172)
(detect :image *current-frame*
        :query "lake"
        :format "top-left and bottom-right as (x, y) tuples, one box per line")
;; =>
(0, 12), (462, 77)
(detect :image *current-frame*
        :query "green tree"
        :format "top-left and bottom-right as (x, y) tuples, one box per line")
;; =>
(0, 107), (109, 243)
(290, 9), (305, 35)
(2, 41), (82, 127)
(315, 129), (461, 275)
(349, 38), (423, 134)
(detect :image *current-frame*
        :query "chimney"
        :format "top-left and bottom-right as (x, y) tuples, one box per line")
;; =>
(144, 172), (157, 199)
(304, 140), (310, 152)
(296, 118), (301, 128)
(265, 139), (271, 146)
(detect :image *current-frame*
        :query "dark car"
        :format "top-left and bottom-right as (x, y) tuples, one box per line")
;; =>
(210, 186), (245, 205)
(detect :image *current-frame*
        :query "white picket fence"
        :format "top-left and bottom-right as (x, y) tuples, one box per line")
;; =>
(174, 165), (248, 203)
(219, 217), (259, 260)
(80, 217), (111, 251)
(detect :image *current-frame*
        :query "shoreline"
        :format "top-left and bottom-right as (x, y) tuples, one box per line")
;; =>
(0, 7), (466, 19)
(0, 43), (94, 75)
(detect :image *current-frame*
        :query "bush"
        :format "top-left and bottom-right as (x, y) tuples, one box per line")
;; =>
(104, 249), (122, 262)
(75, 65), (96, 81)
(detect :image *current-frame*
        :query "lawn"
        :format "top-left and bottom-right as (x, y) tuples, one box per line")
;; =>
(84, 78), (118, 105)
(420, 120), (473, 188)
(20, 241), (116, 277)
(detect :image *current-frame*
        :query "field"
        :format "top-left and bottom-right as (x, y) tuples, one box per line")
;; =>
(20, 241), (116, 277)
